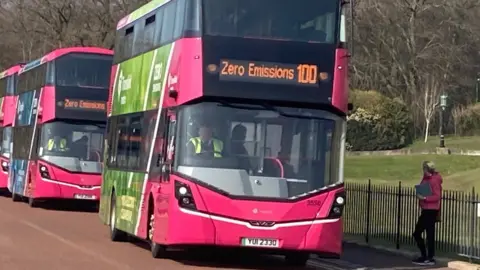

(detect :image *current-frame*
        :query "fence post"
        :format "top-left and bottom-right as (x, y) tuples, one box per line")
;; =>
(395, 181), (402, 249)
(469, 187), (475, 262)
(365, 178), (372, 243)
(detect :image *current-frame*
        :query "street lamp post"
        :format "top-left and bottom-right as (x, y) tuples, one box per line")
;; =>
(439, 94), (448, 148)
(476, 76), (480, 103)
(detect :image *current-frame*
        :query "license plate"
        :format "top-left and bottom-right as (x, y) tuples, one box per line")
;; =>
(241, 238), (279, 248)
(74, 194), (96, 200)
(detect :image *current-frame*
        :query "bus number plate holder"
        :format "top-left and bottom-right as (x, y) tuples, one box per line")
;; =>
(241, 238), (279, 248)
(74, 194), (96, 200)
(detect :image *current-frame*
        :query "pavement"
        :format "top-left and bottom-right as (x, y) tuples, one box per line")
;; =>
(0, 191), (458, 270)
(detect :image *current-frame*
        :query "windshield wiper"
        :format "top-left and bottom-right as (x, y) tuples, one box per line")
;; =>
(260, 103), (325, 121)
(218, 100), (266, 111)
(218, 100), (325, 120)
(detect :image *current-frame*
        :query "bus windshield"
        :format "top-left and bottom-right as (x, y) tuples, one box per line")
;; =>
(6, 75), (16, 95)
(1, 127), (12, 157)
(55, 53), (112, 88)
(38, 121), (105, 173)
(203, 0), (339, 43)
(0, 77), (6, 97)
(176, 102), (345, 199)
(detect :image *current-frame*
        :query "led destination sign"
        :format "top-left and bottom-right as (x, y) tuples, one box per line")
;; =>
(60, 99), (106, 111)
(217, 59), (319, 87)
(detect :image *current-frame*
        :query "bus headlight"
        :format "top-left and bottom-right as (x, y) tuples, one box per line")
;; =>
(39, 165), (51, 179)
(174, 181), (196, 210)
(336, 196), (345, 205)
(328, 191), (346, 218)
(179, 186), (188, 195)
(1, 161), (8, 171)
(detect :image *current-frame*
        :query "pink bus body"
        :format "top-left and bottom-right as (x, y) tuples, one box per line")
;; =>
(9, 47), (113, 207)
(0, 64), (23, 189)
(101, 0), (348, 266)
(144, 40), (347, 258)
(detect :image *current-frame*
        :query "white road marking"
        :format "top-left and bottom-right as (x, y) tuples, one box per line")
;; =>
(21, 220), (131, 270)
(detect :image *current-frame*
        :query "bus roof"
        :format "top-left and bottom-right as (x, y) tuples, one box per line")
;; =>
(19, 47), (113, 74)
(117, 0), (170, 30)
(0, 64), (24, 80)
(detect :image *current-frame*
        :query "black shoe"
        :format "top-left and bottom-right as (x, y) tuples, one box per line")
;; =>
(412, 257), (429, 265)
(425, 258), (436, 265)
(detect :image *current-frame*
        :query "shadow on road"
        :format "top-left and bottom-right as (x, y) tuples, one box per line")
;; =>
(0, 188), (98, 213)
(0, 188), (11, 197)
(341, 242), (449, 269)
(129, 239), (315, 269)
(33, 199), (99, 213)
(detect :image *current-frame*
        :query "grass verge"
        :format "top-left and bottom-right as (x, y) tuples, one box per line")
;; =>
(407, 136), (480, 151)
(345, 154), (480, 191)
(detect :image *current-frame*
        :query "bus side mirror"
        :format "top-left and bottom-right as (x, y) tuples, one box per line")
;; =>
(161, 163), (171, 182)
(162, 164), (170, 174)
(37, 106), (43, 119)
(348, 103), (354, 111)
(156, 154), (162, 167)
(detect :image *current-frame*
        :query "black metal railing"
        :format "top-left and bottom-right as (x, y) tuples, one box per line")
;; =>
(344, 180), (480, 260)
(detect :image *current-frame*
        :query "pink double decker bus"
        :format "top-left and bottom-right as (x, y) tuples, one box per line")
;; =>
(9, 47), (113, 207)
(100, 0), (349, 266)
(0, 64), (23, 190)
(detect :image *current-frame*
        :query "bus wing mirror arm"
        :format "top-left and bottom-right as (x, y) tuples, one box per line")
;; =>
(156, 154), (161, 167)
(161, 163), (172, 180)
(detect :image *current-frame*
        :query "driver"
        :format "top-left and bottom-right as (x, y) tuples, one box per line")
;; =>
(46, 128), (68, 152)
(187, 122), (224, 158)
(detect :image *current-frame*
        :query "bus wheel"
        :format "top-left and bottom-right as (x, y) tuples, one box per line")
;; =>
(285, 253), (310, 266)
(28, 197), (39, 208)
(11, 191), (21, 202)
(148, 212), (167, 258)
(109, 194), (127, 242)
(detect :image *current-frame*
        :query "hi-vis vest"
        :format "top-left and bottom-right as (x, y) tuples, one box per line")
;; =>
(189, 137), (223, 158)
(47, 138), (67, 151)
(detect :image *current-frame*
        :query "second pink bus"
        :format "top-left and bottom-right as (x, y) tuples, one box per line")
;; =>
(0, 64), (23, 191)
(9, 47), (113, 207)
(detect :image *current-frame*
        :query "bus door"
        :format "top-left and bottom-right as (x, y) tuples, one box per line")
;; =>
(27, 124), (41, 196)
(154, 111), (176, 242)
(26, 93), (41, 197)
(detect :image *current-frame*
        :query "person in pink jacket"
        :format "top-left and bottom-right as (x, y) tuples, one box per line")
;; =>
(412, 161), (443, 266)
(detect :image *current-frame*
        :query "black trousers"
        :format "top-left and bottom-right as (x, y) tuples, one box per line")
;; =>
(413, 209), (438, 259)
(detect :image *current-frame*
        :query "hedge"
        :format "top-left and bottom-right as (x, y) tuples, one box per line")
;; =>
(347, 90), (414, 151)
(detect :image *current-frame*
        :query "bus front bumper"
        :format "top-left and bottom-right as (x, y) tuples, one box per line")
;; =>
(158, 207), (343, 257)
(33, 177), (101, 201)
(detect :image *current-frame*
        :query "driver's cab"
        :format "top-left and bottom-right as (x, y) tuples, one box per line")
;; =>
(175, 102), (341, 199)
(183, 113), (320, 181)
(183, 115), (286, 178)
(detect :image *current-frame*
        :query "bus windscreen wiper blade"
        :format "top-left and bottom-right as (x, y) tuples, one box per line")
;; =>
(218, 101), (265, 111)
(260, 103), (324, 120)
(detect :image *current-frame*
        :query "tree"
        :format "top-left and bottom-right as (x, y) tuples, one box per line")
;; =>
(350, 0), (480, 139)
(417, 75), (441, 142)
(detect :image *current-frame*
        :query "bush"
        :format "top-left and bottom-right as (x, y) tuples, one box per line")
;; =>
(347, 90), (414, 151)
(455, 104), (480, 136)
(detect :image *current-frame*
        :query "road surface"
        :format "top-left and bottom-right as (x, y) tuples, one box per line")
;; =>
(0, 192), (452, 270)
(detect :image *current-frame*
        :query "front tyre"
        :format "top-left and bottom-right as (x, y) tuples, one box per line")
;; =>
(28, 197), (39, 208)
(148, 212), (167, 258)
(109, 193), (128, 242)
(11, 190), (21, 202)
(285, 253), (310, 266)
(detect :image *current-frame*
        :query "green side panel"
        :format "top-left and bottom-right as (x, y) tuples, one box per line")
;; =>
(112, 43), (173, 115)
(99, 167), (147, 234)
(146, 43), (173, 110)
